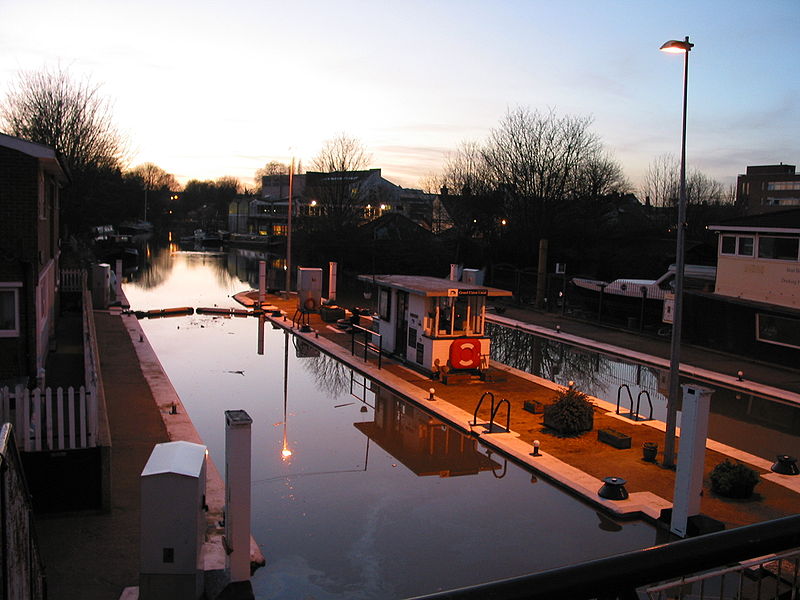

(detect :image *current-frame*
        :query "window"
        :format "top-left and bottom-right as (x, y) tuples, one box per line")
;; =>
(721, 236), (736, 255)
(757, 314), (800, 350)
(378, 288), (391, 321)
(758, 236), (800, 261)
(0, 286), (20, 337)
(766, 197), (800, 206)
(720, 235), (754, 257)
(767, 181), (800, 191)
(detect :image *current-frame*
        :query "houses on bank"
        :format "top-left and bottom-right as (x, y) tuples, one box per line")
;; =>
(0, 133), (68, 389)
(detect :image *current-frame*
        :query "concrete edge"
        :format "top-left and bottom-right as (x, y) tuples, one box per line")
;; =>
(265, 312), (673, 521)
(119, 312), (266, 572)
(486, 314), (800, 406)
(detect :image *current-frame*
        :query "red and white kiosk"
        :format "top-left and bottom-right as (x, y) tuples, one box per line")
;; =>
(358, 274), (512, 376)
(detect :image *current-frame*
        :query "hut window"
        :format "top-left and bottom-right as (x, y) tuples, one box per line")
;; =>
(378, 288), (391, 320)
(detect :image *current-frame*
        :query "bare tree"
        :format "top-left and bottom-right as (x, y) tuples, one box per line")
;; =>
(481, 107), (602, 245)
(310, 133), (371, 173)
(686, 169), (726, 204)
(305, 134), (373, 233)
(254, 160), (290, 188)
(127, 162), (179, 192)
(1, 65), (126, 174)
(640, 154), (679, 207)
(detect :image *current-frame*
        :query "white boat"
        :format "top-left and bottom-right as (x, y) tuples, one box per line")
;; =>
(571, 264), (716, 302)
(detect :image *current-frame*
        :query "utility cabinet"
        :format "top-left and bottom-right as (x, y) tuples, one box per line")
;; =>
(140, 441), (207, 600)
(297, 267), (322, 312)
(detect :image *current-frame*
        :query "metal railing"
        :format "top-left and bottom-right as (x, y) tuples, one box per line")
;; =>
(350, 324), (382, 369)
(407, 514), (800, 600)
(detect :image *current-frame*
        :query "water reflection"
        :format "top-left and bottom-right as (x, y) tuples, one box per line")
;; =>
(126, 248), (660, 600)
(357, 385), (500, 478)
(487, 322), (800, 459)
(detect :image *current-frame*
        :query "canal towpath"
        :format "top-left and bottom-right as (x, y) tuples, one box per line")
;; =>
(35, 302), (264, 600)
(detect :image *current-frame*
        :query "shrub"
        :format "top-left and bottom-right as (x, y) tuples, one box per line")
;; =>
(543, 387), (594, 434)
(709, 460), (760, 498)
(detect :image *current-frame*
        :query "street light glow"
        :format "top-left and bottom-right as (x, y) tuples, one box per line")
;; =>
(660, 38), (694, 53)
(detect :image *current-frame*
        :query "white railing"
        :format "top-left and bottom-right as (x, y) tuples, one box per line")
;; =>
(0, 385), (97, 452)
(60, 268), (86, 293)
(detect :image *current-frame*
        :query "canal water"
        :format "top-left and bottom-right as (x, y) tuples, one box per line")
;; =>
(486, 323), (800, 461)
(124, 245), (658, 599)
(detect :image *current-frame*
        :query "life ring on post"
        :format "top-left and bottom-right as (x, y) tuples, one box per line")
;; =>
(303, 296), (318, 312)
(449, 338), (481, 370)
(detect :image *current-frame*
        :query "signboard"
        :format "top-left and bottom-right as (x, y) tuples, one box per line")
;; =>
(457, 289), (488, 296)
(662, 292), (675, 324)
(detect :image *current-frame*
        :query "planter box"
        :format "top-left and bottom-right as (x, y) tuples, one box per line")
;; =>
(523, 400), (544, 415)
(319, 306), (346, 323)
(597, 428), (631, 449)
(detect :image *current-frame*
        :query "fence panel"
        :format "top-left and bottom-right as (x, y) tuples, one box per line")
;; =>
(0, 386), (94, 451)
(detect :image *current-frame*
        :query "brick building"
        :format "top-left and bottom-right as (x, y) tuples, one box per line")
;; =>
(0, 133), (68, 387)
(735, 164), (800, 214)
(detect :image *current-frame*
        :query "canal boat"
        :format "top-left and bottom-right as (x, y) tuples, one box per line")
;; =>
(570, 264), (715, 321)
(357, 274), (513, 377)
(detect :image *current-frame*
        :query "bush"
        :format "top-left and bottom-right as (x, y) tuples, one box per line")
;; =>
(543, 387), (594, 434)
(709, 460), (760, 498)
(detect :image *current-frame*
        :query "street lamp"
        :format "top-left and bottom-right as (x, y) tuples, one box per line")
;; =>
(661, 36), (693, 468)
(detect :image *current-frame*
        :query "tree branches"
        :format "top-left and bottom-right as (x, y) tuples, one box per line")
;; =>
(1, 65), (127, 174)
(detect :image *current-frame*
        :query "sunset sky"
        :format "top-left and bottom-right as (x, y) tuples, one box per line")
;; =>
(1, 0), (798, 191)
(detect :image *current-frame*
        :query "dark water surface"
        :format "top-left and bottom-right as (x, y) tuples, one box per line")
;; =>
(125, 246), (658, 599)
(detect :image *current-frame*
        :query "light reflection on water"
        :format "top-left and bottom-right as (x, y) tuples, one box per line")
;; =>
(125, 247), (659, 599)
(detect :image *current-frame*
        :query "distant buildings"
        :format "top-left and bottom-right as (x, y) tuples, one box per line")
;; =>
(0, 133), (68, 387)
(736, 164), (800, 214)
(228, 168), (436, 238)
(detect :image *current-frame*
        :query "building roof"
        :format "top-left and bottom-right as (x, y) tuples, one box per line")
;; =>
(710, 208), (800, 233)
(357, 274), (513, 297)
(0, 132), (68, 183)
(141, 441), (206, 478)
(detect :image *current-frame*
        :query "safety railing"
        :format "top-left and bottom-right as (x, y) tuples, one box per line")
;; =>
(406, 514), (800, 600)
(616, 384), (653, 421)
(350, 324), (382, 369)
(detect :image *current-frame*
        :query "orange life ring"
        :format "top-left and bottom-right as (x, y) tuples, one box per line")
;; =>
(449, 338), (481, 369)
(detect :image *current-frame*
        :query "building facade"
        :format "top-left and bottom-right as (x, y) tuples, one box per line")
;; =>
(682, 208), (800, 366)
(735, 164), (800, 214)
(0, 133), (68, 386)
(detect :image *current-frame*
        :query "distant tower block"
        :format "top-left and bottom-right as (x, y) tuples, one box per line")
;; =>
(140, 441), (207, 600)
(225, 410), (253, 582)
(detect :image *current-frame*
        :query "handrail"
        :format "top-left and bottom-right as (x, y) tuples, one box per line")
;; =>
(350, 324), (382, 369)
(405, 514), (800, 600)
(636, 390), (654, 421)
(489, 398), (510, 434)
(616, 384), (633, 416)
(472, 392), (495, 427)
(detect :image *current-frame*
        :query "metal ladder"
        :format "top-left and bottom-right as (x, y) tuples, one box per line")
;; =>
(616, 384), (653, 421)
(471, 391), (511, 434)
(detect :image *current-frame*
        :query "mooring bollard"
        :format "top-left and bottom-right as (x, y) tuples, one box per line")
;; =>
(428, 388), (435, 401)
(598, 476), (629, 500)
(531, 440), (541, 457)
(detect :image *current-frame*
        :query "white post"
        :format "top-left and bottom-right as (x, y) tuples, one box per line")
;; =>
(449, 264), (458, 281)
(328, 261), (337, 302)
(670, 384), (713, 537)
(225, 410), (253, 583)
(258, 260), (266, 306)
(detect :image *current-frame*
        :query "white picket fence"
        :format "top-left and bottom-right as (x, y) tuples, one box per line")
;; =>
(60, 268), (86, 293)
(0, 385), (97, 452)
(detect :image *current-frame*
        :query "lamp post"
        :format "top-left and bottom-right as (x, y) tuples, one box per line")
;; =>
(661, 36), (693, 468)
(284, 157), (294, 299)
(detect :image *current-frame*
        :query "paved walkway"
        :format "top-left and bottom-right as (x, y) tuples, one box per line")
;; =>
(36, 311), (170, 600)
(239, 292), (800, 530)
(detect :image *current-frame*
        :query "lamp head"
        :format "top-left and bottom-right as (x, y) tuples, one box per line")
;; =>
(660, 37), (694, 53)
